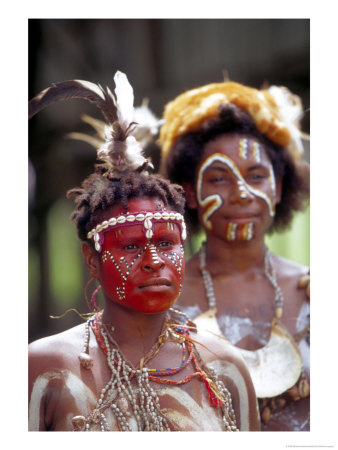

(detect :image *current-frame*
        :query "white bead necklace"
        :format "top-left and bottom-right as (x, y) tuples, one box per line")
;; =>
(74, 307), (239, 431)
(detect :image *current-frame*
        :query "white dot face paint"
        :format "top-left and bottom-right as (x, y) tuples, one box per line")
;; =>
(196, 134), (277, 238)
(95, 198), (185, 314)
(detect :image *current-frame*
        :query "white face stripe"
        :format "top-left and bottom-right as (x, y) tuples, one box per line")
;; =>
(238, 138), (248, 159)
(252, 141), (261, 162)
(268, 163), (276, 196)
(225, 222), (255, 242)
(149, 244), (160, 264)
(197, 153), (276, 228)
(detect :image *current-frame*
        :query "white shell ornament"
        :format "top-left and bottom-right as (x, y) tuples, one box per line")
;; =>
(72, 415), (86, 431)
(239, 320), (302, 398)
(79, 352), (94, 369)
(194, 312), (302, 398)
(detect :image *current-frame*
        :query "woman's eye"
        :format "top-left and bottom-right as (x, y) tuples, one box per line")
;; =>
(123, 244), (139, 250)
(247, 173), (266, 182)
(209, 176), (226, 183)
(158, 241), (172, 248)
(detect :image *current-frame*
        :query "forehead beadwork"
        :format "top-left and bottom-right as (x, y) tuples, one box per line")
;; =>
(88, 210), (187, 252)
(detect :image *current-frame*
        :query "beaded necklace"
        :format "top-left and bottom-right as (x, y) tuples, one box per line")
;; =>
(198, 242), (310, 425)
(74, 308), (238, 431)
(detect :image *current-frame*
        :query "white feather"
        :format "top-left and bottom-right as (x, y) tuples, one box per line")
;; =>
(74, 80), (105, 100)
(268, 86), (304, 157)
(114, 71), (134, 130)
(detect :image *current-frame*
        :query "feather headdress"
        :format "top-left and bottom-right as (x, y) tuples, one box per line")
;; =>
(29, 71), (153, 173)
(67, 98), (163, 154)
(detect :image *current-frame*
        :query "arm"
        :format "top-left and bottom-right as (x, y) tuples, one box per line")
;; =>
(195, 334), (261, 431)
(28, 342), (50, 430)
(28, 337), (72, 431)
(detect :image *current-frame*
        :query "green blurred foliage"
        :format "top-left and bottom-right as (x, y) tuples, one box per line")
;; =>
(47, 199), (83, 307)
(265, 206), (310, 266)
(29, 245), (40, 307)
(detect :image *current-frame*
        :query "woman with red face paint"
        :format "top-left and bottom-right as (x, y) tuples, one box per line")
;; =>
(28, 72), (260, 431)
(159, 81), (310, 431)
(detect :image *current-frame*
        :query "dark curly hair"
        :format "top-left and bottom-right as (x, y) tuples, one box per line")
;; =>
(162, 104), (310, 234)
(67, 166), (186, 243)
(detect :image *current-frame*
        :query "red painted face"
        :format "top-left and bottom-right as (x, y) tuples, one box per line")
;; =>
(96, 198), (185, 314)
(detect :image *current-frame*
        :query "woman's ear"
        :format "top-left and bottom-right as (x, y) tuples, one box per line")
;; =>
(182, 182), (198, 209)
(82, 241), (100, 278)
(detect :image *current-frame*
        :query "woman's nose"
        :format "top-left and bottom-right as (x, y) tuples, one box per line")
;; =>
(229, 180), (254, 205)
(141, 244), (165, 272)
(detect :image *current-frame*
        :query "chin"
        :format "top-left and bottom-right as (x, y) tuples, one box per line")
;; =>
(128, 295), (178, 314)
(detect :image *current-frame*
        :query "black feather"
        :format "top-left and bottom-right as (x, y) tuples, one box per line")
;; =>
(28, 80), (118, 125)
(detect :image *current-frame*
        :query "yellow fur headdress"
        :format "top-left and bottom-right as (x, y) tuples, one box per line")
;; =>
(159, 81), (306, 161)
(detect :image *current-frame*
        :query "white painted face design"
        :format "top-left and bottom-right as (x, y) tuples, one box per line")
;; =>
(196, 138), (276, 232)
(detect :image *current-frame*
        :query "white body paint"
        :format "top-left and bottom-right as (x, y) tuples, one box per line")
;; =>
(29, 367), (240, 431)
(206, 360), (251, 430)
(29, 370), (97, 431)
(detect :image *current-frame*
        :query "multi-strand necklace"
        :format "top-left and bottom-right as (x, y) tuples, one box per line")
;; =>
(73, 308), (238, 431)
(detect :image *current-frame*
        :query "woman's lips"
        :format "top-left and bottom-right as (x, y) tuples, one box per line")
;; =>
(224, 216), (258, 224)
(139, 278), (171, 288)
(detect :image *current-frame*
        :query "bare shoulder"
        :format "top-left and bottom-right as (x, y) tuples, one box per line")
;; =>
(272, 253), (309, 280)
(192, 330), (247, 371)
(29, 324), (86, 379)
(272, 254), (310, 299)
(192, 331), (261, 430)
(271, 254), (310, 333)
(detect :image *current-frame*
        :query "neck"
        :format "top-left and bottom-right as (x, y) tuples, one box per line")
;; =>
(101, 301), (168, 367)
(203, 234), (267, 274)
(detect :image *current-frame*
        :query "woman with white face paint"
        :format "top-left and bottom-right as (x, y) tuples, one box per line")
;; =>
(28, 73), (260, 432)
(160, 82), (310, 431)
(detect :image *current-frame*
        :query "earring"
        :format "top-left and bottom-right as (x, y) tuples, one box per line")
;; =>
(84, 276), (102, 312)
(91, 284), (102, 311)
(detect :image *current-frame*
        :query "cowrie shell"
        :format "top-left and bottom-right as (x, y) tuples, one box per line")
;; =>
(117, 216), (126, 224)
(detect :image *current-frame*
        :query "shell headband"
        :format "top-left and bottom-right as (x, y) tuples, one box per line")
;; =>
(87, 210), (187, 252)
(159, 81), (306, 162)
